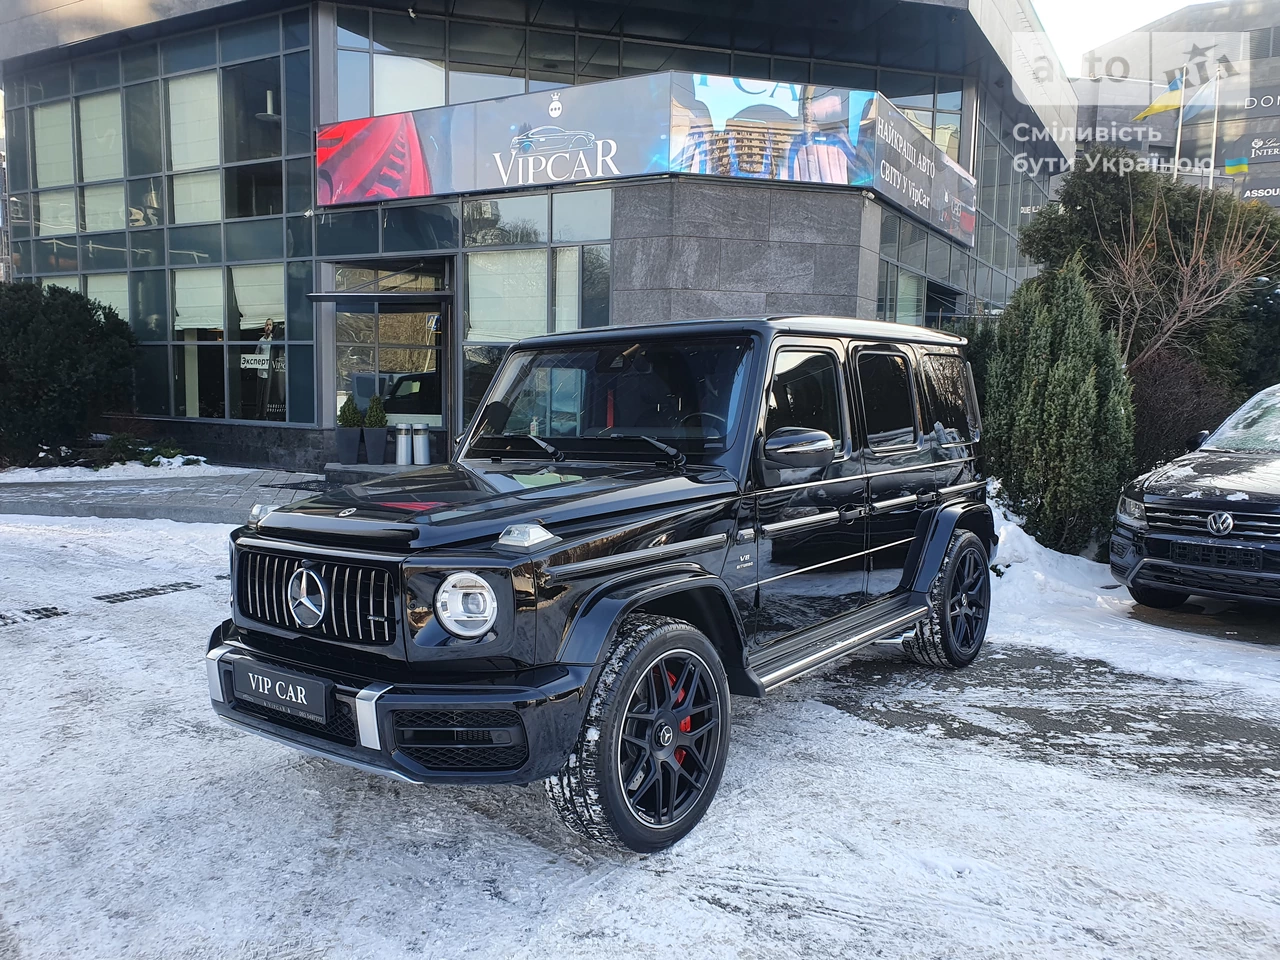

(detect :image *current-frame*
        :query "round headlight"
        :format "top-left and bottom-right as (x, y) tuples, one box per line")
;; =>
(434, 572), (499, 639)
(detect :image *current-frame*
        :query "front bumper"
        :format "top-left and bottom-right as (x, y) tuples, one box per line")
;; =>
(207, 624), (592, 784)
(1110, 525), (1280, 604)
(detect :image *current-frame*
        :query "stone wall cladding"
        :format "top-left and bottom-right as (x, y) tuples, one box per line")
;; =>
(610, 177), (883, 325)
(104, 417), (332, 473)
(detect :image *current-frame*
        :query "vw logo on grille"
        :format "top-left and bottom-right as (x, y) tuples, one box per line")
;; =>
(288, 565), (329, 628)
(1207, 512), (1235, 537)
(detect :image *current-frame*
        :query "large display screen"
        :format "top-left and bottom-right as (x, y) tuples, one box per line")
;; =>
(316, 72), (976, 247)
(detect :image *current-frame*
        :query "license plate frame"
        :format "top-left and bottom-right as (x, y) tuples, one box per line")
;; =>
(232, 660), (331, 725)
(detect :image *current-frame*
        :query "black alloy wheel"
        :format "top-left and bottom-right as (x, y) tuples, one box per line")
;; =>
(947, 544), (990, 657)
(617, 649), (722, 827)
(903, 529), (992, 669)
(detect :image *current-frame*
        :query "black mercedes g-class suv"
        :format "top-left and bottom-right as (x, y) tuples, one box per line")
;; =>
(208, 317), (996, 851)
(1112, 383), (1280, 608)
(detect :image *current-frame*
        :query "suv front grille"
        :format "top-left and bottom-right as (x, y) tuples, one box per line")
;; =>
(393, 709), (528, 771)
(238, 550), (397, 645)
(1169, 542), (1262, 571)
(1147, 505), (1280, 539)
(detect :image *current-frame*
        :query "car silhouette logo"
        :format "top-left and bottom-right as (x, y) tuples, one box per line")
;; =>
(288, 565), (329, 628)
(1207, 512), (1234, 537)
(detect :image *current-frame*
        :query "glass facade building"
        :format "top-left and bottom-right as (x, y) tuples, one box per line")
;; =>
(0, 0), (1071, 470)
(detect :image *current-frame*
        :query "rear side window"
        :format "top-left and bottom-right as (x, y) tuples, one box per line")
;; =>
(856, 352), (917, 449)
(765, 349), (844, 442)
(922, 354), (978, 444)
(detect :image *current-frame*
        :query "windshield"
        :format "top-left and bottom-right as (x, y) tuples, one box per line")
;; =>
(466, 337), (754, 461)
(1205, 386), (1280, 454)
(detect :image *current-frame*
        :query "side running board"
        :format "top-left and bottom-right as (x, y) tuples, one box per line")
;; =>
(747, 601), (929, 692)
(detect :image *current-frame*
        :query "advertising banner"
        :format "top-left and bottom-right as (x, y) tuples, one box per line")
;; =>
(316, 71), (976, 246)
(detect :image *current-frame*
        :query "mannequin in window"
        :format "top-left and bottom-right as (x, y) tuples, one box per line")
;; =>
(255, 318), (277, 419)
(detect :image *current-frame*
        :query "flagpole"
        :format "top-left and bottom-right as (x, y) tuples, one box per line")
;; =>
(1208, 65), (1222, 190)
(1173, 64), (1188, 181)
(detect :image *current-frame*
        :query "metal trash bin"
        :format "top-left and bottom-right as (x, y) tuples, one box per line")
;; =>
(412, 424), (430, 465)
(395, 424), (412, 465)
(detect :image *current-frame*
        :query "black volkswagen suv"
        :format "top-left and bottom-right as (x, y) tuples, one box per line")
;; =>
(1112, 384), (1280, 608)
(207, 317), (996, 851)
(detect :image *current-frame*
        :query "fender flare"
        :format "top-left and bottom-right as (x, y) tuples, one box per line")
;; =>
(556, 564), (749, 674)
(901, 501), (997, 595)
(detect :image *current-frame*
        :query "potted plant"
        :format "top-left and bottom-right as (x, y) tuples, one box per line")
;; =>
(363, 395), (388, 466)
(336, 395), (363, 465)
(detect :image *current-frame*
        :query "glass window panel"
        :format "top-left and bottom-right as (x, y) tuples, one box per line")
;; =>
(173, 267), (226, 342)
(288, 344), (316, 423)
(379, 345), (443, 425)
(881, 71), (934, 108)
(578, 37), (618, 80)
(337, 50), (371, 120)
(772, 58), (809, 82)
(552, 189), (611, 242)
(222, 58), (282, 163)
(7, 110), (30, 192)
(134, 345), (171, 415)
(168, 73), (220, 171)
(336, 345), (375, 414)
(812, 63), (876, 89)
(43, 278), (80, 294)
(934, 112), (962, 164)
(76, 90), (122, 183)
(82, 183), (126, 232)
(857, 353), (917, 445)
(464, 195), (547, 246)
(226, 218), (283, 261)
(130, 227), (165, 268)
(937, 78), (963, 112)
(283, 9), (310, 50)
(286, 215), (313, 258)
(122, 45), (159, 83)
(9, 194), (31, 240)
(901, 108), (933, 140)
(5, 74), (25, 108)
(173, 344), (226, 418)
(899, 223), (928, 270)
(228, 262), (285, 340)
(553, 246), (579, 331)
(74, 55), (120, 93)
(764, 350), (843, 443)
(171, 170), (222, 224)
(129, 270), (168, 341)
(879, 214), (900, 260)
(949, 250), (971, 291)
(221, 16), (280, 62)
(383, 202), (459, 251)
(621, 43), (728, 76)
(225, 162), (283, 218)
(896, 270), (924, 325)
(80, 233), (128, 271)
(284, 51), (312, 155)
(85, 272), (129, 319)
(128, 177), (166, 227)
(876, 259), (890, 320)
(529, 30), (574, 87)
(125, 82), (163, 176)
(27, 65), (69, 102)
(734, 55), (771, 80)
(170, 224), (222, 266)
(465, 249), (549, 342)
(380, 307), (441, 348)
(926, 234), (951, 281)
(373, 12), (445, 57)
(316, 209), (379, 255)
(463, 345), (508, 425)
(33, 101), (74, 187)
(11, 241), (31, 276)
(448, 22), (526, 103)
(336, 7), (371, 48)
(33, 237), (78, 274)
(336, 308), (376, 343)
(582, 244), (610, 328)
(161, 31), (217, 74)
(374, 54), (446, 114)
(35, 189), (77, 235)
(287, 261), (314, 339)
(286, 157), (312, 213)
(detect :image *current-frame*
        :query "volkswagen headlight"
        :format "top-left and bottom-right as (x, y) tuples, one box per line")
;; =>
(434, 572), (499, 639)
(1116, 495), (1148, 531)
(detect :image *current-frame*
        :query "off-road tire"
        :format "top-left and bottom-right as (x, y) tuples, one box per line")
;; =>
(545, 614), (731, 853)
(1127, 583), (1190, 609)
(903, 529), (991, 669)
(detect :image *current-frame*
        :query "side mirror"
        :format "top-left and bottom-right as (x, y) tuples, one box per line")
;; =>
(763, 427), (836, 471)
(1187, 430), (1211, 452)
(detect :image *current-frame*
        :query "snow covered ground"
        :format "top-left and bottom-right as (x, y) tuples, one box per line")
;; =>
(0, 514), (1277, 959)
(0, 458), (255, 483)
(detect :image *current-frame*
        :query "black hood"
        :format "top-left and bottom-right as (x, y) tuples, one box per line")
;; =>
(1139, 450), (1280, 510)
(255, 460), (738, 549)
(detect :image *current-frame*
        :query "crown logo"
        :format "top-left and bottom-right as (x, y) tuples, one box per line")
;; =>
(548, 92), (563, 118)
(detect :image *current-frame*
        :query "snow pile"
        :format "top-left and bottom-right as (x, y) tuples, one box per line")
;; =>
(0, 457), (254, 483)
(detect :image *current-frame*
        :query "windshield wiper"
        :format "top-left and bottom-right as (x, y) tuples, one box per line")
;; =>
(610, 435), (687, 470)
(498, 433), (564, 461)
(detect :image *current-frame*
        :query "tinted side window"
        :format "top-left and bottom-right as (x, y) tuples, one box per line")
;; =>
(857, 352), (916, 448)
(765, 350), (843, 441)
(922, 354), (976, 443)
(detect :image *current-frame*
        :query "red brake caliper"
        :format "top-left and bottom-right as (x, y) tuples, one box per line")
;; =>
(667, 669), (692, 765)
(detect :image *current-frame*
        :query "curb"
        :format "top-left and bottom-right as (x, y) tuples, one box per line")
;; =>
(0, 500), (245, 525)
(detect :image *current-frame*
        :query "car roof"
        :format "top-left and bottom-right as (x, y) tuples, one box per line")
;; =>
(518, 316), (968, 349)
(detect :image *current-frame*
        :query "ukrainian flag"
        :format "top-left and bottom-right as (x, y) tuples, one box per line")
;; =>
(1225, 157), (1249, 175)
(1134, 74), (1184, 121)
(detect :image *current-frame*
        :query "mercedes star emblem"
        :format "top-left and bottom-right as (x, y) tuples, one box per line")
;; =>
(657, 724), (674, 747)
(1207, 512), (1235, 537)
(338, 507), (357, 518)
(288, 565), (329, 628)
